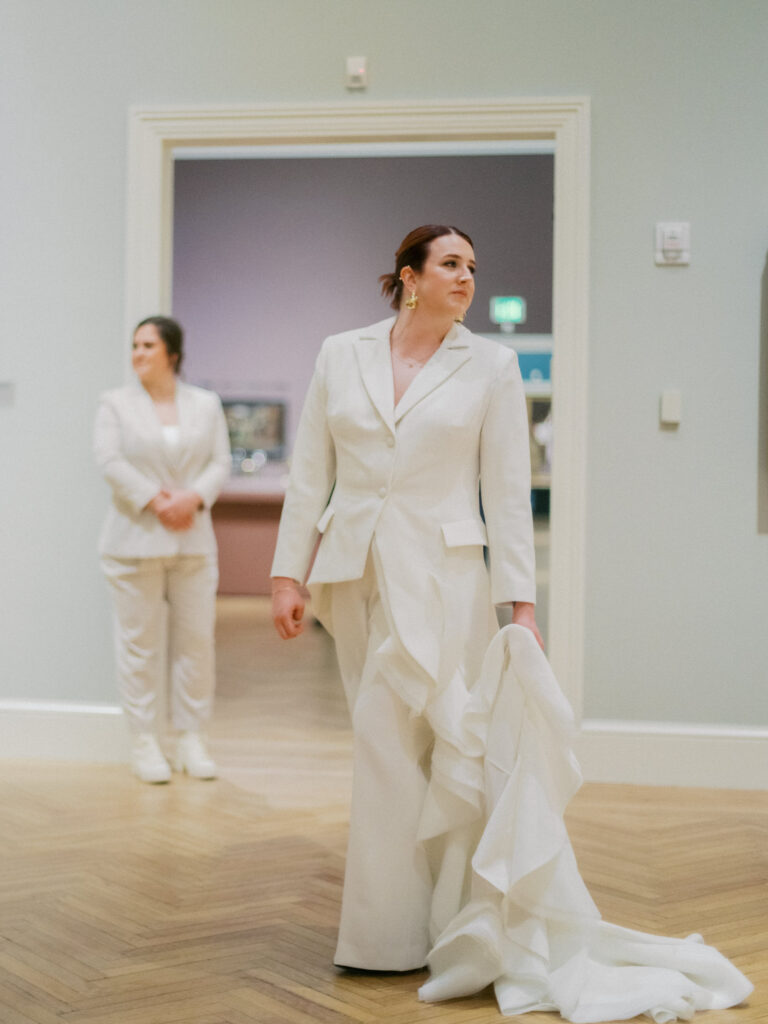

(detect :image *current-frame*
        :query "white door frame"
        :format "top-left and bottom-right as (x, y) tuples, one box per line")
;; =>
(125, 98), (591, 713)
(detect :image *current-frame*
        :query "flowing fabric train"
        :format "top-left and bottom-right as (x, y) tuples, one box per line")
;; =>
(414, 626), (753, 1021)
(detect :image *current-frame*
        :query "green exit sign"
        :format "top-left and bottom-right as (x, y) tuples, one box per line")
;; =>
(490, 295), (527, 325)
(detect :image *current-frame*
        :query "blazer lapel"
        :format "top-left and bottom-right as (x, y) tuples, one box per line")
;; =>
(168, 383), (195, 474)
(352, 318), (396, 435)
(134, 384), (165, 447)
(136, 381), (183, 476)
(174, 382), (193, 435)
(394, 322), (472, 423)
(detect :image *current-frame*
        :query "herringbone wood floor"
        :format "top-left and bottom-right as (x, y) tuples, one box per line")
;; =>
(0, 597), (765, 1023)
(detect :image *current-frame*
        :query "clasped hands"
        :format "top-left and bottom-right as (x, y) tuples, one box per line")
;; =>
(147, 488), (202, 531)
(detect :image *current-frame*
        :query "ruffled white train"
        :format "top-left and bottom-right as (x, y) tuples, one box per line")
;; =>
(413, 625), (753, 1021)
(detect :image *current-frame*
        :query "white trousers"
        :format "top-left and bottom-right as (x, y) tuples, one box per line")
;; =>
(101, 554), (218, 735)
(329, 550), (434, 971)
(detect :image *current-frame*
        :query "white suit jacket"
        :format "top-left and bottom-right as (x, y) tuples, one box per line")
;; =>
(271, 317), (536, 606)
(94, 382), (231, 558)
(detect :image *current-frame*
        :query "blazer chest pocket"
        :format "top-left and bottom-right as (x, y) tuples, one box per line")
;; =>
(441, 519), (488, 548)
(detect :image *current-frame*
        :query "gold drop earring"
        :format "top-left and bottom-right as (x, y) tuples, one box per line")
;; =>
(454, 313), (465, 323)
(405, 291), (418, 310)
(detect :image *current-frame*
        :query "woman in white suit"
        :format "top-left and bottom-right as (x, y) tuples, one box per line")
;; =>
(94, 316), (231, 784)
(270, 228), (751, 1020)
(273, 223), (539, 958)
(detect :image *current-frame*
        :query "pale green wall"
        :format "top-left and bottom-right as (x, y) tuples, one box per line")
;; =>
(1, 1), (767, 722)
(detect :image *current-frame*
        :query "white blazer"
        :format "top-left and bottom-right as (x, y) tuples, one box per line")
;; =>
(271, 317), (536, 606)
(94, 382), (231, 558)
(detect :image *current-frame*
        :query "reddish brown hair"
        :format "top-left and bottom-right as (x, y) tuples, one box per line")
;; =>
(379, 225), (474, 310)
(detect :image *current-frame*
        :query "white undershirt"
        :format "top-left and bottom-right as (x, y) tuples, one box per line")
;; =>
(161, 424), (181, 449)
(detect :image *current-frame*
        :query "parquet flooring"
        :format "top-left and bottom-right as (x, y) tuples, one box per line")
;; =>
(0, 596), (765, 1023)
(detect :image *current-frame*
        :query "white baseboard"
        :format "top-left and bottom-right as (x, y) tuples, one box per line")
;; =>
(0, 700), (131, 763)
(2, 702), (767, 788)
(577, 719), (768, 789)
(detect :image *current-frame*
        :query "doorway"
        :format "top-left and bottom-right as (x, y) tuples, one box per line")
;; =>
(124, 98), (590, 710)
(171, 144), (554, 640)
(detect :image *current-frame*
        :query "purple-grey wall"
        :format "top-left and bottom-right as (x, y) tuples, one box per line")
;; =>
(172, 154), (553, 448)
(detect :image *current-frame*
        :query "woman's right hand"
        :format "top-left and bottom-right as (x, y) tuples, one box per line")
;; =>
(271, 578), (305, 639)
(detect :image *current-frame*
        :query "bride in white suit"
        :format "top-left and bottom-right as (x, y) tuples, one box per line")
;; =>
(94, 316), (231, 784)
(270, 227), (751, 1020)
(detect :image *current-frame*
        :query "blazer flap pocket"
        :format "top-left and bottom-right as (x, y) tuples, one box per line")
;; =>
(316, 505), (335, 534)
(441, 518), (488, 548)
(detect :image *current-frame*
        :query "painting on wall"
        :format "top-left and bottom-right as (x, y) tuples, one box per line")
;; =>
(222, 399), (286, 466)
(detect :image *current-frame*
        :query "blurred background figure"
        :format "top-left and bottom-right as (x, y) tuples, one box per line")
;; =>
(94, 316), (230, 783)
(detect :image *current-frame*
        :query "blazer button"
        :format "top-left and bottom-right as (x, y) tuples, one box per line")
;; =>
(378, 486), (387, 498)
(386, 436), (395, 448)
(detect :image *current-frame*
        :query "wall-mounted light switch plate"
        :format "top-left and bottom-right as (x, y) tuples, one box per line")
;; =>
(345, 56), (368, 90)
(660, 388), (682, 426)
(655, 222), (690, 265)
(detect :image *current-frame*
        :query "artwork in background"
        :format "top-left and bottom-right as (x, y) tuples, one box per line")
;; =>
(222, 399), (287, 470)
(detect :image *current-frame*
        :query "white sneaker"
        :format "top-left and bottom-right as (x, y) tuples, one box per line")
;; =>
(175, 732), (217, 780)
(131, 733), (171, 784)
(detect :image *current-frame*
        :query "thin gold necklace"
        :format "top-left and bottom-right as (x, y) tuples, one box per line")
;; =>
(391, 349), (431, 369)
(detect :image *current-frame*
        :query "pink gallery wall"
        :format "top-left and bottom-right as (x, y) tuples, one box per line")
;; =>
(172, 154), (553, 451)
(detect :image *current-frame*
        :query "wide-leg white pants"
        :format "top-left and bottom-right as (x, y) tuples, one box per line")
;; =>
(101, 554), (218, 735)
(329, 550), (435, 971)
(319, 549), (754, 1020)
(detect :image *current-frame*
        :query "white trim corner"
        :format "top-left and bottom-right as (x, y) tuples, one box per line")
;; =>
(125, 96), (591, 715)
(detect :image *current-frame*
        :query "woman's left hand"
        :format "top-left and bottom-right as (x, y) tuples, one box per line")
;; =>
(511, 601), (545, 651)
